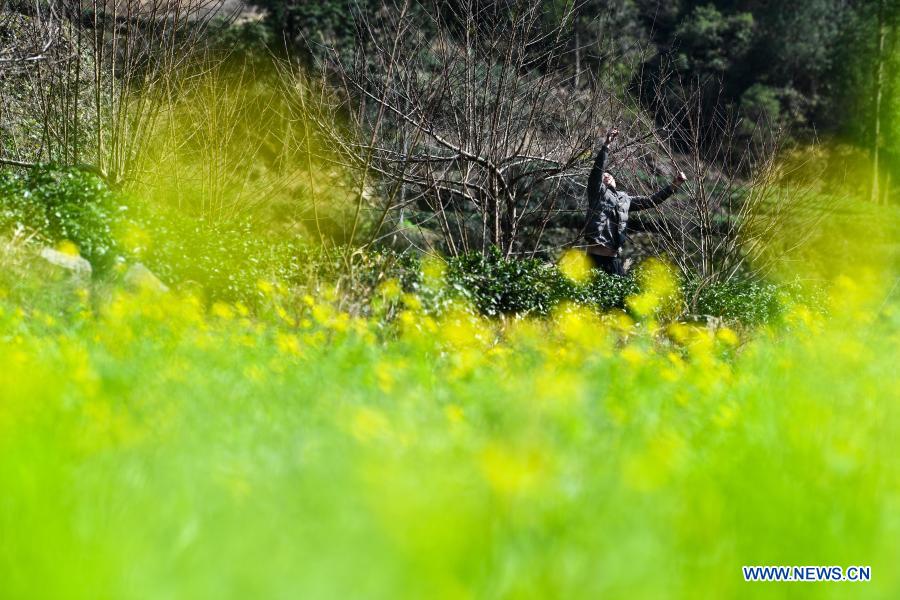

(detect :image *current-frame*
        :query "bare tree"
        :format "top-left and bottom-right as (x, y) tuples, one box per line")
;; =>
(1, 1), (65, 167)
(307, 0), (669, 259)
(0, 1), (60, 68)
(633, 74), (830, 298)
(1, 0), (233, 184)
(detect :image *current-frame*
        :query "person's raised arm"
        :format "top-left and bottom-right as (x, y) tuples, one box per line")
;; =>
(587, 128), (618, 203)
(630, 170), (687, 211)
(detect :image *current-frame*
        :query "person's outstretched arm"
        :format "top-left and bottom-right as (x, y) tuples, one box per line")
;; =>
(630, 171), (687, 211)
(587, 128), (618, 204)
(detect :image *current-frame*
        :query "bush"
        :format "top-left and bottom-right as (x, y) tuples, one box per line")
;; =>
(0, 165), (342, 300)
(128, 206), (418, 310)
(436, 249), (817, 326)
(132, 211), (314, 302)
(442, 248), (637, 317)
(0, 165), (121, 271)
(683, 278), (821, 326)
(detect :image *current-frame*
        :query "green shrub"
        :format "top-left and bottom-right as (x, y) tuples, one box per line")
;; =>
(437, 249), (818, 326)
(128, 207), (413, 309)
(0, 165), (341, 300)
(442, 248), (637, 317)
(0, 165), (120, 271)
(683, 278), (817, 326)
(130, 209), (324, 303)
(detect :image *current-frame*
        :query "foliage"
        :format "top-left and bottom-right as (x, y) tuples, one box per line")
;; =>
(128, 211), (317, 303)
(247, 0), (381, 61)
(121, 204), (423, 311)
(208, 18), (272, 60)
(0, 4), (897, 594)
(672, 5), (755, 76)
(0, 165), (120, 271)
(444, 249), (637, 317)
(683, 278), (812, 326)
(439, 249), (811, 326)
(0, 164), (366, 308)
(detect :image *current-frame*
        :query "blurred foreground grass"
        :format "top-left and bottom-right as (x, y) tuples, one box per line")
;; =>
(1, 254), (898, 599)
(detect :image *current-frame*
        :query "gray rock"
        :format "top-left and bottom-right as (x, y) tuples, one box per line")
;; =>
(39, 247), (92, 279)
(706, 315), (725, 330)
(124, 262), (169, 293)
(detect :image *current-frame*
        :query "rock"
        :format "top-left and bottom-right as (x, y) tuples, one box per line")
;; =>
(124, 262), (169, 293)
(39, 247), (92, 279)
(706, 315), (725, 330)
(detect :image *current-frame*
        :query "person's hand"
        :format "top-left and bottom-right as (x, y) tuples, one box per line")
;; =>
(604, 128), (619, 147)
(673, 171), (687, 186)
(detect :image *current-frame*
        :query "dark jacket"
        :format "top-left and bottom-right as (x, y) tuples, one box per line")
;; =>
(584, 144), (676, 253)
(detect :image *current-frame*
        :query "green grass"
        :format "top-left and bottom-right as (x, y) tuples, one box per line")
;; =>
(1, 253), (898, 598)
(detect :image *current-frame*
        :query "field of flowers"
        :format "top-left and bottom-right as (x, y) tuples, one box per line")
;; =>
(1, 241), (898, 598)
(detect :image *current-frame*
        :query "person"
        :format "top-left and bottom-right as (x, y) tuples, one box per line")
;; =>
(583, 128), (687, 276)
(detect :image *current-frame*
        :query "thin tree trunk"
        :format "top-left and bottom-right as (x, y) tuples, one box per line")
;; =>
(574, 25), (581, 88)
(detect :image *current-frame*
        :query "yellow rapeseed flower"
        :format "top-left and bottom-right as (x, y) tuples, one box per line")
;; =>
(620, 345), (644, 366)
(243, 365), (265, 382)
(274, 332), (302, 356)
(56, 240), (80, 256)
(627, 258), (681, 319)
(559, 249), (592, 283)
(621, 431), (685, 492)
(275, 305), (296, 327)
(554, 303), (605, 350)
(256, 279), (274, 295)
(441, 309), (491, 351)
(377, 278), (402, 301)
(716, 327), (739, 346)
(374, 360), (396, 393)
(120, 224), (152, 255)
(211, 302), (235, 320)
(421, 254), (446, 287)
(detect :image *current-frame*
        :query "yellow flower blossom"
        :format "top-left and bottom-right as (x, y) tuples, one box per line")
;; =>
(275, 305), (296, 327)
(275, 332), (302, 356)
(56, 240), (80, 256)
(716, 327), (739, 346)
(559, 249), (592, 283)
(621, 431), (685, 492)
(620, 345), (644, 366)
(374, 360), (396, 393)
(377, 278), (402, 301)
(421, 255), (446, 287)
(256, 279), (274, 295)
(211, 302), (235, 320)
